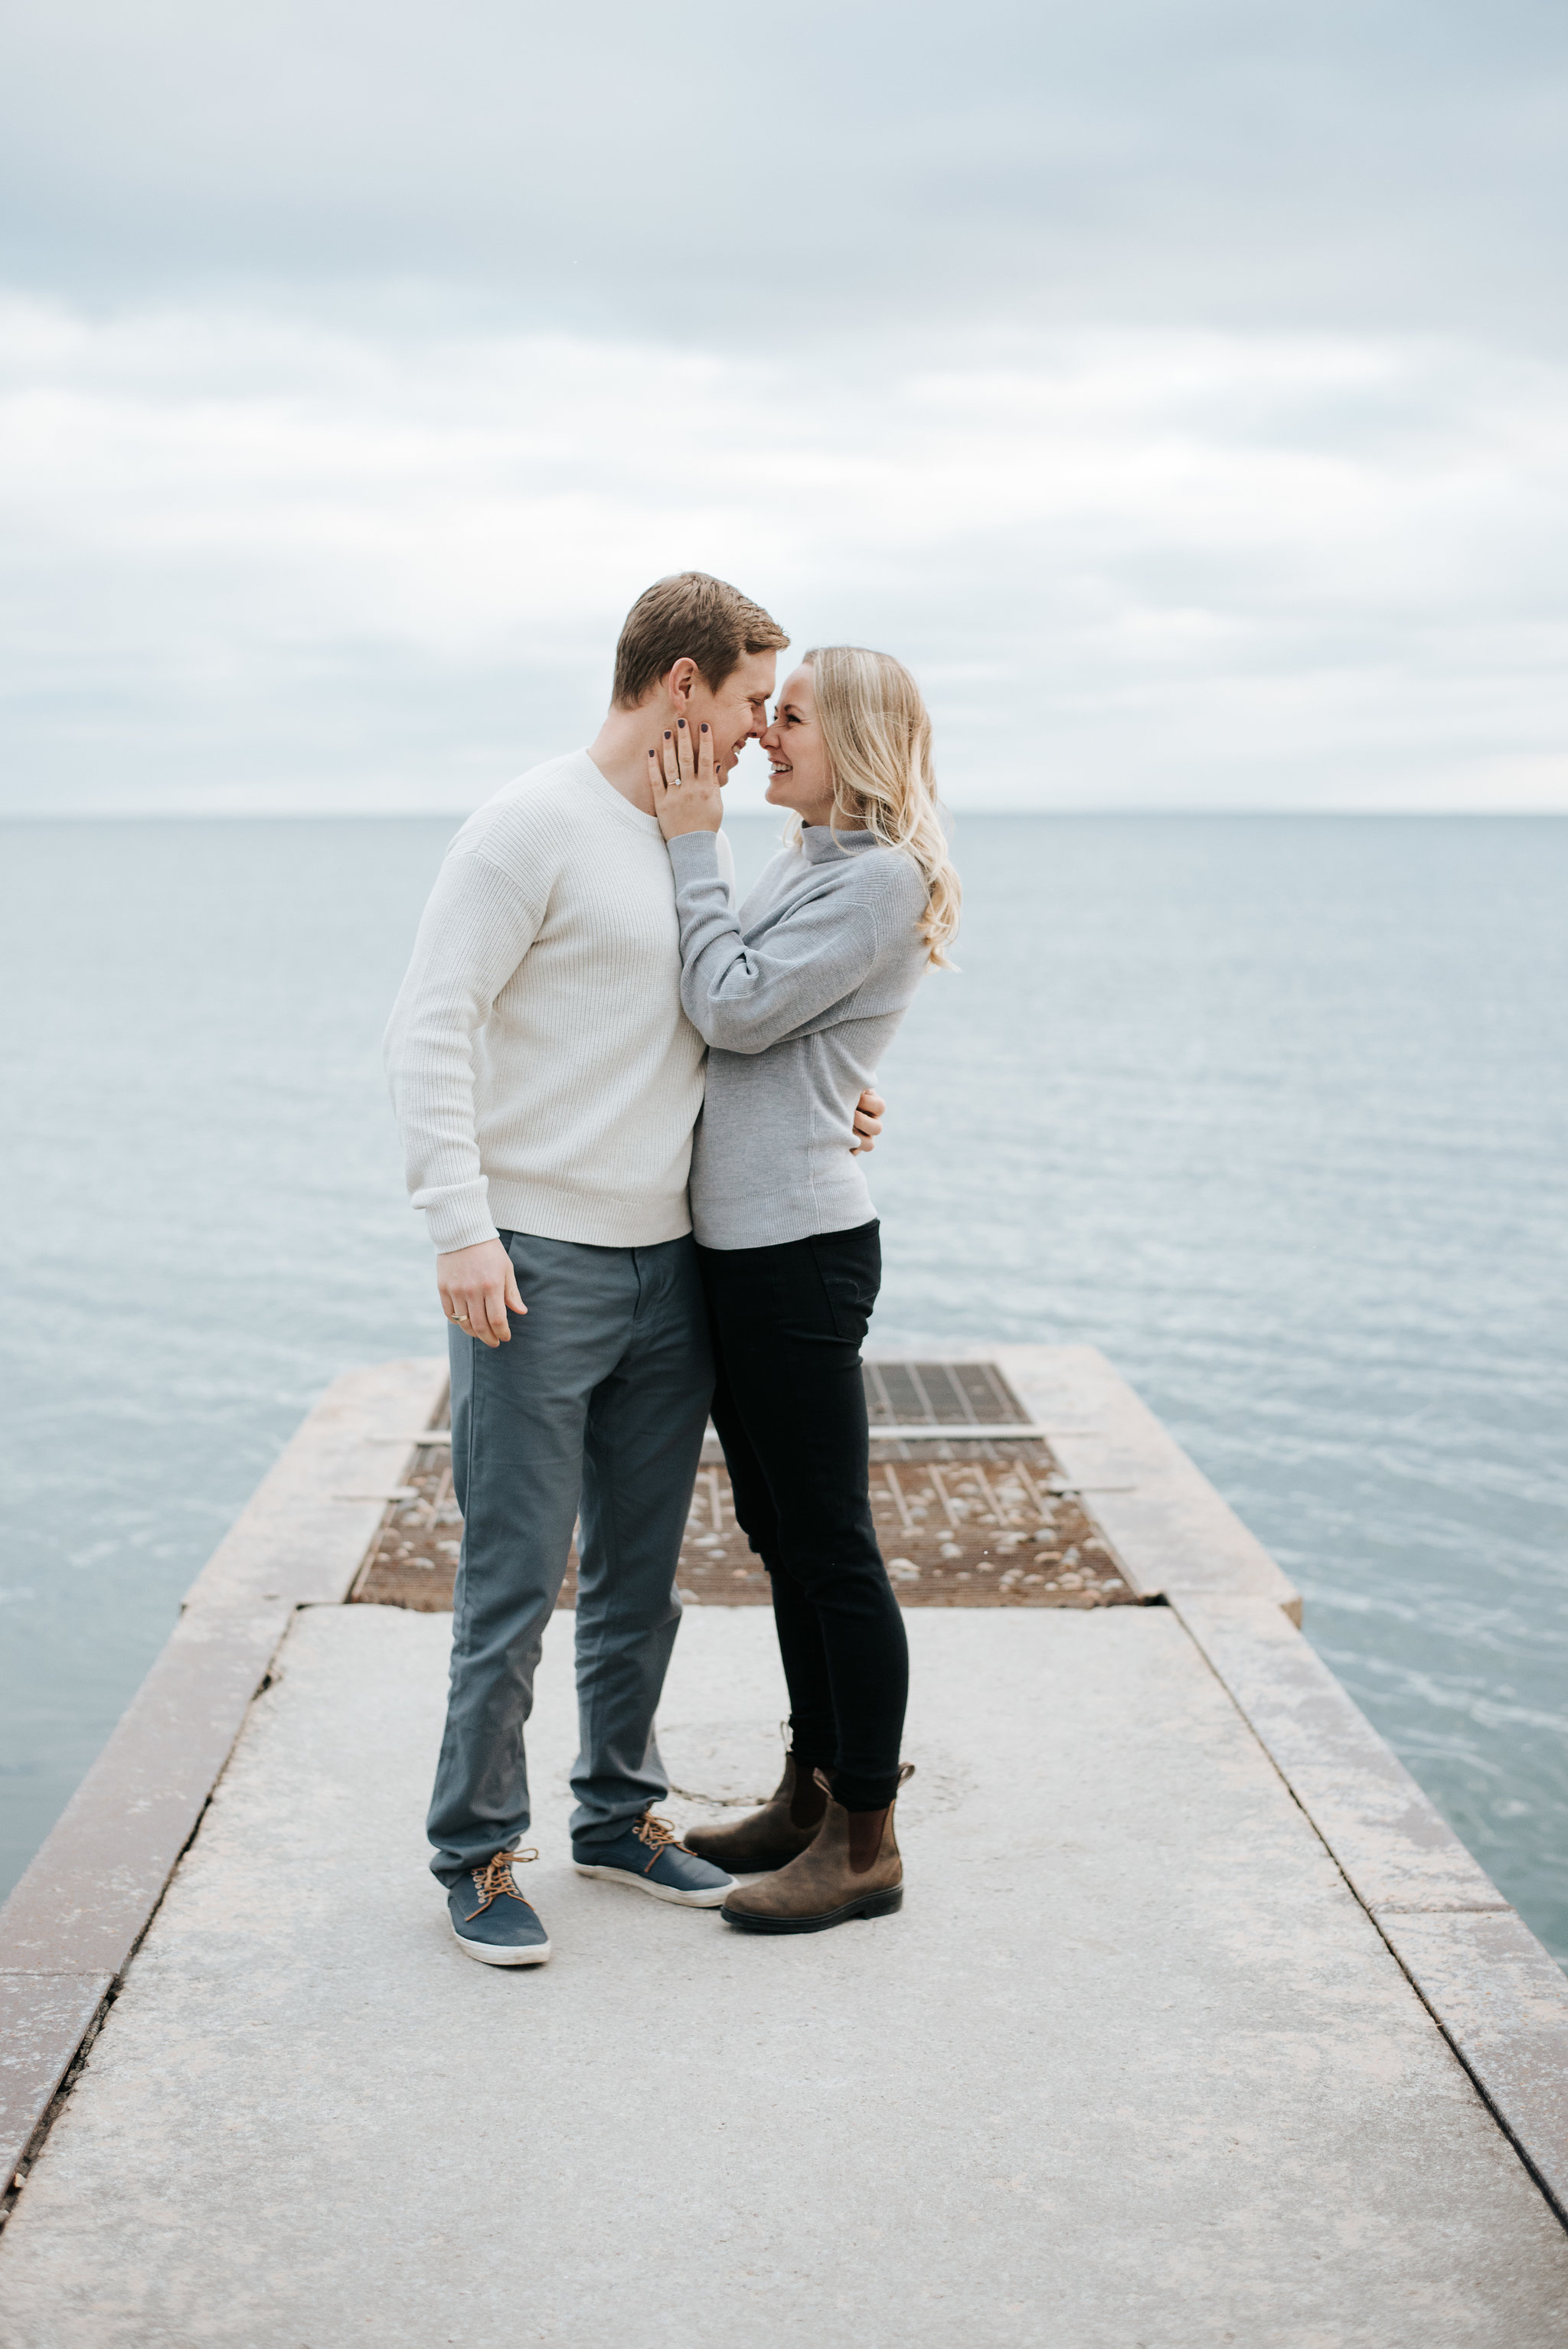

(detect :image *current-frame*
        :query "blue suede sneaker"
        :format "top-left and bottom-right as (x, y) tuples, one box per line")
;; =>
(447, 1849), (551, 1966)
(573, 1811), (733, 1906)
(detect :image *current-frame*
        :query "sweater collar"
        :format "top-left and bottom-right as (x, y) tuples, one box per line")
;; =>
(799, 823), (879, 865)
(573, 748), (663, 836)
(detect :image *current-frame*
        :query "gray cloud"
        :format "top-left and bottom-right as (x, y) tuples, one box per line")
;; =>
(2, 3), (1566, 813)
(3, 305), (1563, 812)
(2, 1), (1566, 343)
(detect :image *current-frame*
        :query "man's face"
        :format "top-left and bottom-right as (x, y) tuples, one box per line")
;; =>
(680, 649), (778, 777)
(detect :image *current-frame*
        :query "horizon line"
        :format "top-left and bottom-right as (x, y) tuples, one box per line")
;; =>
(2, 805), (1566, 825)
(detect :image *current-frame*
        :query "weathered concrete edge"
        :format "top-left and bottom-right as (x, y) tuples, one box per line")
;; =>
(1172, 1594), (1504, 1913)
(1380, 1909), (1568, 2222)
(0, 1356), (447, 2210)
(0, 1974), (113, 2198)
(1173, 1596), (1568, 2228)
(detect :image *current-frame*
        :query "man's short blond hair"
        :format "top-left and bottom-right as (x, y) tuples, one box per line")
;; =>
(611, 572), (789, 709)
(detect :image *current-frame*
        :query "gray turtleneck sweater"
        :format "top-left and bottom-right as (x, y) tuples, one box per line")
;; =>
(665, 825), (932, 1250)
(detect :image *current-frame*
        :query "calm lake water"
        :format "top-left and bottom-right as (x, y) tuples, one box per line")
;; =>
(2, 815), (1566, 1957)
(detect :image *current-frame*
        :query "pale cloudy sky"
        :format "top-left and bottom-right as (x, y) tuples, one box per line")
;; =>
(3, 0), (1566, 814)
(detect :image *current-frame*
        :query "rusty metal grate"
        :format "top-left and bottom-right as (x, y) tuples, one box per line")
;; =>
(351, 1357), (1143, 1611)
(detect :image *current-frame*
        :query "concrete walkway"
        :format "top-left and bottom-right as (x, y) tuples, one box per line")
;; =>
(3, 1601), (1566, 2347)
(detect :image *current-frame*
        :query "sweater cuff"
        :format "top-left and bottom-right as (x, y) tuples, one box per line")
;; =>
(665, 831), (724, 882)
(419, 1179), (501, 1256)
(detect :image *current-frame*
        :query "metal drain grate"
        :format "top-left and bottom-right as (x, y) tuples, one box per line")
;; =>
(354, 1357), (1139, 1612)
(863, 1360), (1028, 1428)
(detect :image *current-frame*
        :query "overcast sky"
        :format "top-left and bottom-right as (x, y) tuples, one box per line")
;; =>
(3, 0), (1566, 813)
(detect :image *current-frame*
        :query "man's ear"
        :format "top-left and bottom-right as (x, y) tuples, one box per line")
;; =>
(665, 656), (698, 710)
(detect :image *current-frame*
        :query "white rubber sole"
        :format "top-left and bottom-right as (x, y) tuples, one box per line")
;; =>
(573, 1862), (732, 1907)
(450, 1921), (552, 1966)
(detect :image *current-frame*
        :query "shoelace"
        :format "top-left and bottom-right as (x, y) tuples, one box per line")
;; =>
(464, 1847), (539, 1922)
(632, 1812), (687, 1874)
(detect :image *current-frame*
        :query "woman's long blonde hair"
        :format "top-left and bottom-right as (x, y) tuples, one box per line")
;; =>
(798, 645), (961, 967)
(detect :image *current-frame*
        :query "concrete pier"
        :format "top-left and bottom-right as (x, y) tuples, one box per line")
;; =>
(3, 1348), (1566, 2345)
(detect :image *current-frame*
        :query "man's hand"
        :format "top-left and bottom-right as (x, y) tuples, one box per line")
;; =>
(437, 1238), (526, 1348)
(649, 718), (725, 839)
(853, 1087), (885, 1155)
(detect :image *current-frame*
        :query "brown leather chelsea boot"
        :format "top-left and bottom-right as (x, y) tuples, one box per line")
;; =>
(681, 1752), (829, 1874)
(720, 1766), (913, 1934)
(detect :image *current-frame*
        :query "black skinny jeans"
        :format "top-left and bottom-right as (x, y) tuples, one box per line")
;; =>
(697, 1219), (909, 1812)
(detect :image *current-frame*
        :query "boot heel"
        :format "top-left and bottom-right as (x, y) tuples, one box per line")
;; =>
(856, 1885), (903, 1921)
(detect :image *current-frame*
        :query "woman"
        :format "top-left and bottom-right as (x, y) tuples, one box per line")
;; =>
(649, 645), (960, 1934)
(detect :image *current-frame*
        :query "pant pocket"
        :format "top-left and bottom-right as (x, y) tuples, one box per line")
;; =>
(807, 1224), (882, 1346)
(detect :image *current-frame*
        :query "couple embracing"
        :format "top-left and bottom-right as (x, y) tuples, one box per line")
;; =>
(384, 571), (960, 1965)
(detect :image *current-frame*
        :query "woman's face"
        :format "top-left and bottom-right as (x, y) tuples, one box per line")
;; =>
(760, 665), (840, 827)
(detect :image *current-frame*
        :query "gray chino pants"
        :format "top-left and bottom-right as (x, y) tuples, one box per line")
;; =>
(426, 1228), (711, 1887)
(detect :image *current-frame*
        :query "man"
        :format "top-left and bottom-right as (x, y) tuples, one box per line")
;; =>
(384, 573), (883, 1965)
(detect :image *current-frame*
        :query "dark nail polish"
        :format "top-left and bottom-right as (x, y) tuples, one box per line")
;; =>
(665, 730), (671, 740)
(678, 719), (686, 729)
(701, 724), (709, 733)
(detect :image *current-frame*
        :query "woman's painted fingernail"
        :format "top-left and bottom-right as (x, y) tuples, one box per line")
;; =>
(701, 724), (709, 733)
(665, 730), (671, 740)
(678, 718), (686, 730)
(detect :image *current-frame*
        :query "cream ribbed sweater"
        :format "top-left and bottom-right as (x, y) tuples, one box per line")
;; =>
(384, 749), (732, 1253)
